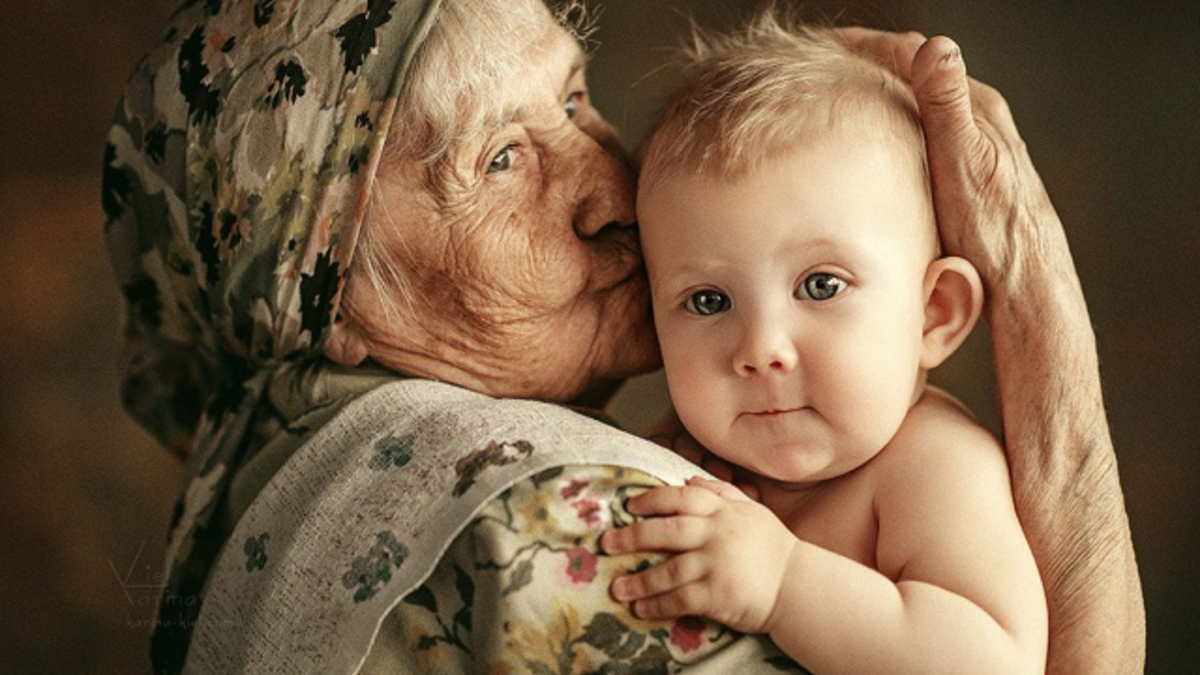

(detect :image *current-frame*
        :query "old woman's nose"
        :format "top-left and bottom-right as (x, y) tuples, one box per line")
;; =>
(571, 125), (637, 239)
(735, 323), (799, 377)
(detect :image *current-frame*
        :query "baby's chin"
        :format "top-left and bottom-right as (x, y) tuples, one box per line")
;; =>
(728, 435), (877, 487)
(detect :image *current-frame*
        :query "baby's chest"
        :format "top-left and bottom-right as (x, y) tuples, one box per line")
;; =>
(783, 481), (880, 570)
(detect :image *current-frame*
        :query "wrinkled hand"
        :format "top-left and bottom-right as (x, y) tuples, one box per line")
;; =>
(644, 411), (761, 501)
(601, 477), (796, 633)
(835, 28), (1075, 302)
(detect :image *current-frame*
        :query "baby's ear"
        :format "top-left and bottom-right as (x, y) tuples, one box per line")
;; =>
(920, 256), (984, 369)
(324, 315), (370, 367)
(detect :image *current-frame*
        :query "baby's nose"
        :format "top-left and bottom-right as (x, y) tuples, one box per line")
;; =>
(735, 326), (798, 377)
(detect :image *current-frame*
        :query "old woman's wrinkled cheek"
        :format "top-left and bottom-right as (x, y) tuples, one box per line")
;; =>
(409, 200), (540, 345)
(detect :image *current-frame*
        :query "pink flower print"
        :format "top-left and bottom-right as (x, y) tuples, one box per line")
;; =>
(565, 546), (598, 584)
(560, 476), (592, 500)
(572, 498), (603, 528)
(670, 616), (708, 653)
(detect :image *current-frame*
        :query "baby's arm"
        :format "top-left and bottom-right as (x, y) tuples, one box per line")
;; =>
(772, 402), (1047, 674)
(603, 398), (1047, 675)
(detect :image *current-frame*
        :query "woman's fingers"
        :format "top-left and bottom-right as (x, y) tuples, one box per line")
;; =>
(601, 514), (710, 554)
(905, 33), (1058, 283)
(909, 36), (1015, 196)
(831, 26), (925, 81)
(610, 553), (705, 602)
(910, 37), (978, 154)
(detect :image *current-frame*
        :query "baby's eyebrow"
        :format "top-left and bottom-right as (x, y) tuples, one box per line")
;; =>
(661, 259), (721, 278)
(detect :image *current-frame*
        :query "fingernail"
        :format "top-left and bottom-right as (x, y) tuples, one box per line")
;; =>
(601, 530), (620, 553)
(939, 42), (962, 68)
(611, 577), (628, 600)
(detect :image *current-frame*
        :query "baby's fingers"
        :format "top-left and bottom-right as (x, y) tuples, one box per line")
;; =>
(610, 554), (705, 602)
(625, 484), (723, 517)
(601, 516), (710, 555)
(630, 584), (712, 621)
(686, 476), (752, 502)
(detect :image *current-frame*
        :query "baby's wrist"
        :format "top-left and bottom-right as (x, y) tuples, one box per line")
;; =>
(762, 538), (807, 636)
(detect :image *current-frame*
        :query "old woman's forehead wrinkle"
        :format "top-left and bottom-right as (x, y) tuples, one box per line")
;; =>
(419, 13), (583, 190)
(496, 20), (587, 128)
(428, 27), (588, 208)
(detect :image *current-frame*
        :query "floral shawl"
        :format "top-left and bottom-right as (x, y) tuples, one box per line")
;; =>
(187, 378), (805, 674)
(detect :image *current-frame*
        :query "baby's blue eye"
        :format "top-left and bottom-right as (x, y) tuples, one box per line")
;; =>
(686, 289), (730, 316)
(800, 273), (845, 301)
(487, 144), (516, 174)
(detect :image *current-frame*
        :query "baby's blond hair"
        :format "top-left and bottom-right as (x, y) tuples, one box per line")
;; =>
(639, 10), (926, 191)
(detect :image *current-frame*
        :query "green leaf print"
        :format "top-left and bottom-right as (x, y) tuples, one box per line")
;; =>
(369, 434), (414, 471)
(341, 531), (408, 603)
(242, 533), (269, 572)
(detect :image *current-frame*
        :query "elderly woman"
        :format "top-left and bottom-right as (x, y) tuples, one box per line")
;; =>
(103, 0), (1142, 673)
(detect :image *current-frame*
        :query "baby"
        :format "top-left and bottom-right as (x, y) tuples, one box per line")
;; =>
(602, 15), (1048, 675)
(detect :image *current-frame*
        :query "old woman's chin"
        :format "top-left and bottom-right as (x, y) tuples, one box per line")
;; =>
(593, 270), (662, 378)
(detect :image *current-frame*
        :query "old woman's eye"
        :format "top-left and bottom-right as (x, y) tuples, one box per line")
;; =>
(685, 289), (730, 316)
(486, 143), (517, 174)
(564, 91), (584, 120)
(799, 273), (846, 301)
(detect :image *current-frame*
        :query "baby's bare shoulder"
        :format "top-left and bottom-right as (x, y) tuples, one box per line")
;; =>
(875, 386), (1009, 494)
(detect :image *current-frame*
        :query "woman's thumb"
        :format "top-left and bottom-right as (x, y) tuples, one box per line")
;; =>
(912, 36), (979, 161)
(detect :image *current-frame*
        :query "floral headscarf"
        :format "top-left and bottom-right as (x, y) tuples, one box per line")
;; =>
(102, 0), (442, 670)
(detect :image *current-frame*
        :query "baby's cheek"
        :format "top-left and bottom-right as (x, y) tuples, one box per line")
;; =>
(827, 345), (914, 449)
(664, 366), (723, 445)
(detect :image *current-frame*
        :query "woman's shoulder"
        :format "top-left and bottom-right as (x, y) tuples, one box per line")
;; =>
(342, 379), (705, 487)
(188, 380), (710, 673)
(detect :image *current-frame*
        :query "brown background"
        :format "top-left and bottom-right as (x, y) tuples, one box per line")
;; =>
(1, 1), (1196, 673)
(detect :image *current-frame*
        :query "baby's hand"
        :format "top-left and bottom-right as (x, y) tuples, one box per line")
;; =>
(601, 477), (799, 634)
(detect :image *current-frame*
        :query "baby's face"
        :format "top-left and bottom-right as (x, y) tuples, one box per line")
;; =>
(638, 132), (937, 485)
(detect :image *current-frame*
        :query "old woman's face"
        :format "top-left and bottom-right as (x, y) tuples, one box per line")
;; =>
(332, 5), (658, 401)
